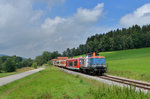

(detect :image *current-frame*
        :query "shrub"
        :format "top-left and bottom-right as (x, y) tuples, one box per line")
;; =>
(3, 58), (16, 72)
(32, 62), (37, 69)
(47, 61), (53, 66)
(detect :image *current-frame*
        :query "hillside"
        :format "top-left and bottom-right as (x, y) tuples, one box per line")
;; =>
(75, 47), (150, 82)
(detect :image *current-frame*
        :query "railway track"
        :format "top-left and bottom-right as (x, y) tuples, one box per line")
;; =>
(59, 67), (150, 91)
(99, 75), (150, 90)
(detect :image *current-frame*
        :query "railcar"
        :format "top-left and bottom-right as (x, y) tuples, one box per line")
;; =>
(66, 57), (84, 70)
(52, 57), (68, 67)
(51, 59), (57, 66)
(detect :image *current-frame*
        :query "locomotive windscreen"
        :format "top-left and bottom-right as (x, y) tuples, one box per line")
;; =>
(89, 58), (105, 67)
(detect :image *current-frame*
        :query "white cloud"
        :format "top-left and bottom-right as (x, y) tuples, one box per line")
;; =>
(74, 3), (104, 24)
(0, 1), (107, 58)
(120, 3), (150, 27)
(40, 3), (105, 55)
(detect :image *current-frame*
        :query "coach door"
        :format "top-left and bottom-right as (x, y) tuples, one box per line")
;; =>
(73, 59), (78, 69)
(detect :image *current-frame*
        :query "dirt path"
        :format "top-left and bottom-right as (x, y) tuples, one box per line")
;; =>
(0, 68), (44, 86)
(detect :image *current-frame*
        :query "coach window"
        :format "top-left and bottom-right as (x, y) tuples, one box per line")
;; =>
(67, 62), (69, 66)
(70, 62), (73, 66)
(74, 61), (77, 66)
(73, 61), (74, 66)
(57, 61), (59, 64)
(82, 59), (84, 66)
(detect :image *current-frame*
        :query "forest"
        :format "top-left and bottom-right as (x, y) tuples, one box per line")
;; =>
(62, 24), (150, 57)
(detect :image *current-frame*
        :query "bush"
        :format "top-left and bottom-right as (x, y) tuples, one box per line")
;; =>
(47, 61), (53, 66)
(32, 62), (37, 69)
(3, 58), (16, 72)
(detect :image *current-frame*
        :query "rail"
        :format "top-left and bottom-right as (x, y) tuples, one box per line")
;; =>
(99, 75), (150, 90)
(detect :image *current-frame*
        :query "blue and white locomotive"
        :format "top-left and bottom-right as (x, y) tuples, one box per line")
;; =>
(80, 52), (107, 75)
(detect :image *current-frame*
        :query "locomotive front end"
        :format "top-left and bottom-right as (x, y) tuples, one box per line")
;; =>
(82, 52), (107, 75)
(89, 57), (107, 74)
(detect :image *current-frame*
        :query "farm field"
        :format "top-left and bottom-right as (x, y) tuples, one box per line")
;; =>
(0, 67), (34, 78)
(75, 47), (150, 82)
(0, 66), (149, 99)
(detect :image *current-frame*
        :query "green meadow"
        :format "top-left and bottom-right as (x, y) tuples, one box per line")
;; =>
(0, 66), (149, 99)
(75, 47), (150, 82)
(102, 48), (150, 82)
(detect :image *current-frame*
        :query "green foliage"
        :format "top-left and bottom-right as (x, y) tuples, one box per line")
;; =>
(20, 59), (33, 68)
(0, 59), (3, 73)
(34, 55), (45, 66)
(3, 58), (16, 72)
(0, 56), (33, 73)
(47, 61), (53, 66)
(62, 24), (150, 57)
(35, 51), (61, 66)
(32, 62), (37, 69)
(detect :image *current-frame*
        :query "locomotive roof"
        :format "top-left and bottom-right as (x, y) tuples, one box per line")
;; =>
(66, 57), (83, 60)
(51, 57), (68, 61)
(87, 52), (99, 55)
(57, 57), (68, 59)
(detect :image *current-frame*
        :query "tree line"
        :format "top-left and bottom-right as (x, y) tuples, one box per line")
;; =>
(0, 51), (61, 73)
(34, 51), (61, 66)
(62, 24), (150, 57)
(0, 56), (33, 72)
(34, 24), (150, 66)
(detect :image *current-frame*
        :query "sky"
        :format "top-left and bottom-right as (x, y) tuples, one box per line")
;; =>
(0, 0), (150, 58)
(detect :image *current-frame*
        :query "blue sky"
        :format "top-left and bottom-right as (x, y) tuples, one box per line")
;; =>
(0, 0), (150, 58)
(33, 0), (150, 27)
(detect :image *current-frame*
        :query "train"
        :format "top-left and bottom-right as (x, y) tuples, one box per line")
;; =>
(51, 52), (107, 75)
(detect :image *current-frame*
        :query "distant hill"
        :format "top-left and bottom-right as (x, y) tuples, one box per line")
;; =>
(0, 54), (7, 56)
(0, 54), (27, 60)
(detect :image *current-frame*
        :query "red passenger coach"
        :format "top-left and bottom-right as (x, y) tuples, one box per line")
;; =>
(51, 57), (68, 67)
(66, 57), (84, 70)
(51, 59), (58, 66)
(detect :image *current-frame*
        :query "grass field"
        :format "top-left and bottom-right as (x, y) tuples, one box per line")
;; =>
(0, 66), (149, 99)
(75, 47), (150, 82)
(0, 67), (34, 78)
